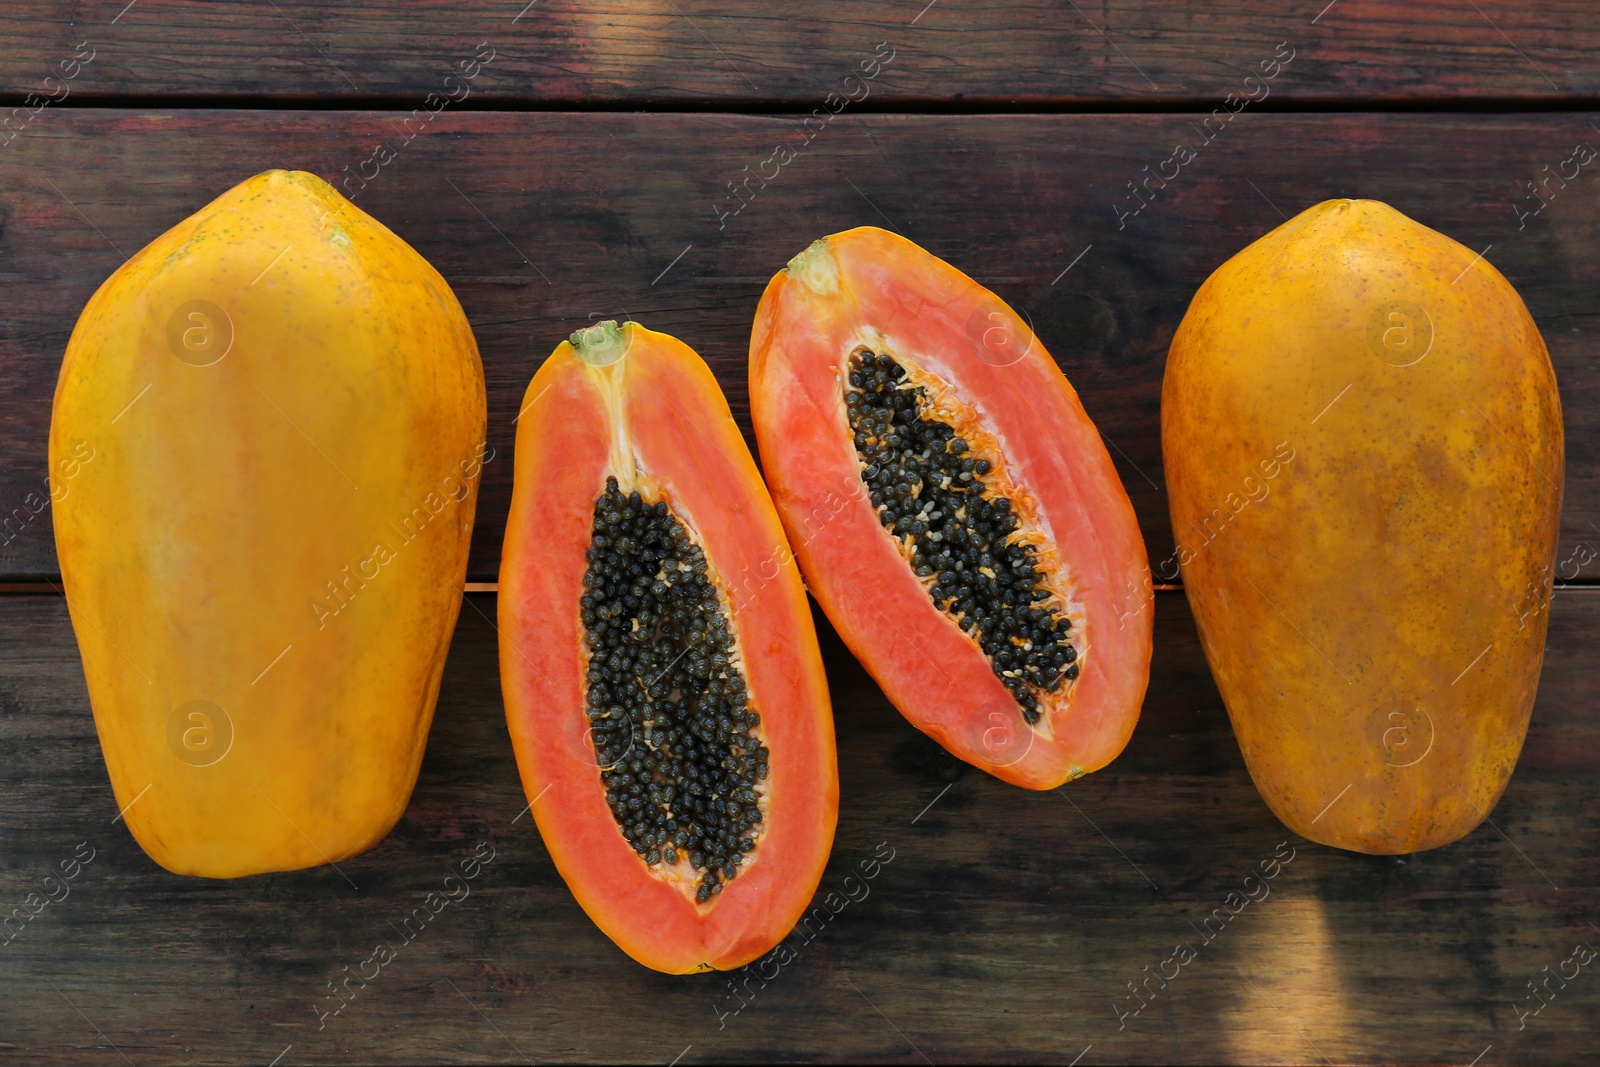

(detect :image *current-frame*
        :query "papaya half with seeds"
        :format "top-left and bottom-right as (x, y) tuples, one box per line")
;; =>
(50, 170), (487, 877)
(499, 320), (836, 973)
(749, 227), (1152, 789)
(1163, 199), (1563, 854)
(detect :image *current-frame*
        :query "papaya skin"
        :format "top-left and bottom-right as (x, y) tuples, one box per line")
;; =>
(1163, 199), (1563, 855)
(50, 170), (487, 878)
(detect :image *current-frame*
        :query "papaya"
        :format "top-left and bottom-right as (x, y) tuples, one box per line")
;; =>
(1163, 199), (1563, 854)
(749, 227), (1152, 789)
(499, 320), (836, 973)
(50, 170), (487, 878)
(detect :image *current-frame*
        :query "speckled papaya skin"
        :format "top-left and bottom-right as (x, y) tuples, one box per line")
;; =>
(1162, 199), (1563, 854)
(50, 170), (486, 877)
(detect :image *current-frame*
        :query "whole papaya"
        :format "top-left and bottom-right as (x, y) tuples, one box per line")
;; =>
(50, 170), (487, 877)
(1163, 199), (1562, 854)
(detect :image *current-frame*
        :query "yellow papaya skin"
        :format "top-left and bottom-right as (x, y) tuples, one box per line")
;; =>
(1163, 199), (1563, 855)
(50, 170), (487, 878)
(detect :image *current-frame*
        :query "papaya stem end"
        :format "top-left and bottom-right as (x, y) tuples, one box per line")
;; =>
(571, 320), (630, 367)
(786, 238), (841, 296)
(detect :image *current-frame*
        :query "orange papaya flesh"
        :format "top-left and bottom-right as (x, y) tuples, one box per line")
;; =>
(749, 227), (1152, 790)
(49, 170), (487, 877)
(499, 321), (837, 973)
(1163, 199), (1563, 854)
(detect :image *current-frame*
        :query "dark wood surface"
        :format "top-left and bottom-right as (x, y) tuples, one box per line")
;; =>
(1, 590), (1596, 1065)
(2, 1), (1598, 106)
(3, 7), (1599, 1065)
(2, 110), (1599, 584)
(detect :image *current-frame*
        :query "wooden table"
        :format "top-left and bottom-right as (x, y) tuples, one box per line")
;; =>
(1, 4), (1596, 1063)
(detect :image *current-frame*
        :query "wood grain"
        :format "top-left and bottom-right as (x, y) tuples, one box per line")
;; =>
(1, 110), (1597, 583)
(2, 6), (1595, 1065)
(1, 1), (1597, 106)
(0, 590), (1593, 1064)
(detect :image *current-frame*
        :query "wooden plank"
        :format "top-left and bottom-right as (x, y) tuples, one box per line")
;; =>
(2, 110), (1598, 583)
(2, 2), (1597, 106)
(0, 589), (1594, 1063)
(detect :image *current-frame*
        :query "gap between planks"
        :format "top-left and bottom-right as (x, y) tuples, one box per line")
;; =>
(6, 94), (1600, 116)
(0, 580), (502, 594)
(6, 582), (1600, 595)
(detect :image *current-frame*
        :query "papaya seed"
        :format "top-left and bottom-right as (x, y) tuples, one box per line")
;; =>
(845, 350), (1078, 726)
(585, 476), (765, 887)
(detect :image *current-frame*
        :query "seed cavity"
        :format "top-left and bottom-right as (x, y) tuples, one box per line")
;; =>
(582, 476), (768, 903)
(845, 349), (1079, 726)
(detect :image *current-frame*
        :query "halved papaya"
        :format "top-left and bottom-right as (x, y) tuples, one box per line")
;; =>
(749, 227), (1152, 789)
(499, 321), (837, 973)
